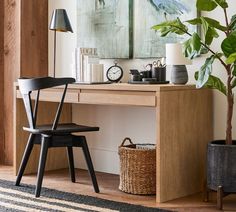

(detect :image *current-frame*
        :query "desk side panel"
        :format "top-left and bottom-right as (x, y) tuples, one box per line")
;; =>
(156, 88), (213, 202)
(14, 100), (71, 175)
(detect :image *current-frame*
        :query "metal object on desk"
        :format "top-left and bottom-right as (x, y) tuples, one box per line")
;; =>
(129, 59), (167, 84)
(152, 67), (166, 82)
(151, 58), (166, 82)
(153, 57), (166, 68)
(129, 63), (168, 84)
(129, 69), (142, 82)
(140, 70), (152, 78)
(131, 75), (142, 81)
(142, 78), (157, 82)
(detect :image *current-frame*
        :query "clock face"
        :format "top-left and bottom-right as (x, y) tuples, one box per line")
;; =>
(106, 65), (123, 82)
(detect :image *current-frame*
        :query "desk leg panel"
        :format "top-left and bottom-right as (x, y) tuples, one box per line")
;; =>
(156, 89), (213, 202)
(14, 99), (72, 175)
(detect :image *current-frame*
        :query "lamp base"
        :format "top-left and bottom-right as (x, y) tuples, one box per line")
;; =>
(171, 65), (188, 85)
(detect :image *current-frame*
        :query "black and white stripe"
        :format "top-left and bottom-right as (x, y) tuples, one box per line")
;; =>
(0, 179), (169, 212)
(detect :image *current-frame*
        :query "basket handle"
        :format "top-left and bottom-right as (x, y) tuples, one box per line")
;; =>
(120, 137), (133, 147)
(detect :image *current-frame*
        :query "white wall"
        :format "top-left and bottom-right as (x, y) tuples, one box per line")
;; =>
(49, 0), (236, 174)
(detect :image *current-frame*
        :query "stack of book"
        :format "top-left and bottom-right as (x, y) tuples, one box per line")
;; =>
(72, 48), (104, 83)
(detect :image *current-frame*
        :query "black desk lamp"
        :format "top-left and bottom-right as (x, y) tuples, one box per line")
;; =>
(49, 9), (73, 77)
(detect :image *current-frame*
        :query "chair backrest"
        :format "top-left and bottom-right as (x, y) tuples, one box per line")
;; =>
(18, 77), (75, 130)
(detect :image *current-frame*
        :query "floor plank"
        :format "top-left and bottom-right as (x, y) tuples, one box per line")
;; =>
(0, 166), (235, 211)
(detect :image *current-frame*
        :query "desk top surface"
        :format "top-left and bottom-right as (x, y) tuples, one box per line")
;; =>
(67, 83), (196, 92)
(15, 82), (197, 92)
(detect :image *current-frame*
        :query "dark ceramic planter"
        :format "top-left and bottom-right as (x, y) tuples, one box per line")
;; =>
(207, 140), (236, 192)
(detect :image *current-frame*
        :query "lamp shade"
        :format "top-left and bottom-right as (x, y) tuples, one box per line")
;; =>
(49, 9), (73, 32)
(166, 43), (192, 65)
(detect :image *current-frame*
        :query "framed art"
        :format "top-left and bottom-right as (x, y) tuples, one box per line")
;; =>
(77, 0), (132, 59)
(133, 0), (198, 58)
(77, 0), (198, 59)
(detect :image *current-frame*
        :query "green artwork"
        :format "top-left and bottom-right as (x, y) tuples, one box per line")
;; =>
(77, 0), (197, 59)
(134, 0), (198, 58)
(77, 0), (132, 58)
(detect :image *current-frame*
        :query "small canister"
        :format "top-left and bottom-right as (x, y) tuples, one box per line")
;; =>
(152, 67), (166, 82)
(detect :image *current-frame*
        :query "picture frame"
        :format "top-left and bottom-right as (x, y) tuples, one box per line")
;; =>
(133, 0), (199, 58)
(77, 0), (132, 59)
(77, 0), (199, 59)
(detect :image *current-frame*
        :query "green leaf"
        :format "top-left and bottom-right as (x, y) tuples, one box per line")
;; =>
(233, 65), (236, 76)
(195, 72), (227, 95)
(195, 17), (219, 45)
(204, 17), (227, 31)
(196, 0), (228, 11)
(196, 55), (216, 88)
(196, 0), (218, 11)
(186, 18), (201, 25)
(152, 18), (188, 36)
(159, 27), (173, 37)
(200, 46), (209, 54)
(205, 75), (227, 95)
(221, 31), (236, 57)
(183, 33), (201, 59)
(229, 14), (236, 31)
(200, 17), (209, 39)
(201, 18), (220, 46)
(205, 27), (219, 45)
(186, 17), (227, 32)
(226, 53), (236, 64)
(232, 78), (236, 88)
(215, 0), (228, 8)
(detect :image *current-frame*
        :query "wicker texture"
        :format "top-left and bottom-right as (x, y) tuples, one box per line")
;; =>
(118, 138), (156, 195)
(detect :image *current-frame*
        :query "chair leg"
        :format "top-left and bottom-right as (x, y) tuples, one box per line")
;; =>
(15, 134), (35, 186)
(35, 136), (49, 197)
(81, 138), (99, 193)
(67, 146), (75, 183)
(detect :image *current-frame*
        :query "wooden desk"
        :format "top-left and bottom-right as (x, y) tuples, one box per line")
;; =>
(14, 83), (213, 203)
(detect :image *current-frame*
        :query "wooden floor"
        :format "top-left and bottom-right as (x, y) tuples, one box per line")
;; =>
(0, 166), (235, 211)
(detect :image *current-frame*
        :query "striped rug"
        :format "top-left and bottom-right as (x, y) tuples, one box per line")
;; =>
(0, 179), (169, 212)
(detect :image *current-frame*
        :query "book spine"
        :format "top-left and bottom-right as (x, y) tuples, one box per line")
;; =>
(76, 48), (98, 82)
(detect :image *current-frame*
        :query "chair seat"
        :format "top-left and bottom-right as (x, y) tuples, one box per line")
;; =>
(23, 123), (99, 135)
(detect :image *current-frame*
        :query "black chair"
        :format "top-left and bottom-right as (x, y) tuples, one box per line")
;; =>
(15, 77), (99, 197)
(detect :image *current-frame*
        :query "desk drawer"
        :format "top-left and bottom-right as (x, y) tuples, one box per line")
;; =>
(16, 90), (79, 103)
(79, 90), (156, 107)
(40, 90), (79, 103)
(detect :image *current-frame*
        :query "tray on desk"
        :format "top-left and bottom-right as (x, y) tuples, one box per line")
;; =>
(74, 81), (112, 85)
(128, 81), (169, 84)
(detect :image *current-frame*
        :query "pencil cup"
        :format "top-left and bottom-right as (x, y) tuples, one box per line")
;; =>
(152, 67), (166, 82)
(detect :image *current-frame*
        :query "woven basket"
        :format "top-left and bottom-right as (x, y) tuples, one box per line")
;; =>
(118, 137), (156, 195)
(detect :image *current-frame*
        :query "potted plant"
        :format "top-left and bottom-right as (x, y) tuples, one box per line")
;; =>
(152, 0), (236, 209)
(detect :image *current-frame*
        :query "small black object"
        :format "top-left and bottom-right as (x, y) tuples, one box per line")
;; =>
(106, 61), (123, 83)
(145, 63), (153, 71)
(16, 77), (100, 197)
(129, 69), (140, 75)
(129, 69), (141, 82)
(142, 78), (157, 82)
(131, 75), (142, 81)
(152, 67), (166, 82)
(140, 70), (152, 78)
